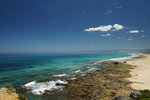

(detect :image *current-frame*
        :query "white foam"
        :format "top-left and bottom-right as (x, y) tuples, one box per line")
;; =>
(74, 70), (80, 73)
(109, 53), (140, 61)
(70, 77), (76, 80)
(86, 67), (97, 72)
(24, 81), (36, 87)
(24, 80), (67, 95)
(53, 74), (66, 77)
(109, 56), (132, 61)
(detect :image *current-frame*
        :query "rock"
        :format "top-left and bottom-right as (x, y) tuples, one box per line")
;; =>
(43, 90), (55, 95)
(36, 79), (54, 82)
(113, 96), (133, 100)
(43, 90), (59, 96)
(0, 87), (26, 100)
(130, 91), (141, 99)
(55, 83), (67, 86)
(114, 62), (119, 64)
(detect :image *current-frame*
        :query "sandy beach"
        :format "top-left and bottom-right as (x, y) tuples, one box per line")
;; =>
(127, 54), (150, 90)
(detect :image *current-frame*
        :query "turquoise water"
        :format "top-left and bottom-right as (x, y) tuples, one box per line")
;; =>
(0, 53), (131, 100)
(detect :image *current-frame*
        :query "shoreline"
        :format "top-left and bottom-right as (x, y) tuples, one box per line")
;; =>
(127, 54), (150, 90)
(2, 53), (150, 100)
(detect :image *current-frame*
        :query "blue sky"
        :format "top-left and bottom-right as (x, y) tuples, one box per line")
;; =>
(0, 0), (150, 53)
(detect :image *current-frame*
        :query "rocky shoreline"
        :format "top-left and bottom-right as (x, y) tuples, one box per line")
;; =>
(20, 61), (134, 99)
(6, 56), (150, 100)
(61, 61), (134, 100)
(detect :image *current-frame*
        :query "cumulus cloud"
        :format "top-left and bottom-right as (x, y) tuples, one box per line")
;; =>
(113, 24), (124, 31)
(85, 24), (124, 32)
(100, 34), (111, 37)
(127, 30), (139, 33)
(85, 25), (113, 32)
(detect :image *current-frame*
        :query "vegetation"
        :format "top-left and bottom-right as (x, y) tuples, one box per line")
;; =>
(18, 94), (27, 100)
(62, 62), (133, 100)
(138, 90), (150, 100)
(4, 84), (27, 100)
(4, 83), (15, 92)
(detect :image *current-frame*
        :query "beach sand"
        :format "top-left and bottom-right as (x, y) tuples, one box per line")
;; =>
(127, 54), (150, 90)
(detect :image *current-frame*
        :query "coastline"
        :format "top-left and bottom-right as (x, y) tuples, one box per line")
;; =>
(2, 53), (150, 100)
(127, 54), (150, 90)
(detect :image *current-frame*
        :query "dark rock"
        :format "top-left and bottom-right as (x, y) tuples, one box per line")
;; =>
(130, 91), (141, 99)
(36, 79), (55, 82)
(113, 96), (133, 100)
(114, 62), (119, 64)
(55, 83), (66, 86)
(43, 90), (56, 95)
(18, 87), (31, 93)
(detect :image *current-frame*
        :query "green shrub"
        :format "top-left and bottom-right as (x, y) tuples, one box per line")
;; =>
(4, 84), (14, 92)
(141, 99), (150, 100)
(137, 90), (150, 99)
(18, 94), (27, 100)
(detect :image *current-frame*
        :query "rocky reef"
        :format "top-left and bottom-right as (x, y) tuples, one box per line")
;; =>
(18, 61), (150, 100)
(61, 61), (133, 100)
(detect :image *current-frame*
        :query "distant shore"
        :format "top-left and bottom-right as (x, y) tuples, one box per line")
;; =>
(127, 54), (150, 90)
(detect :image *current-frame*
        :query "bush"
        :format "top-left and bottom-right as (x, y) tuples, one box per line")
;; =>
(18, 94), (27, 100)
(138, 90), (150, 99)
(4, 84), (15, 92)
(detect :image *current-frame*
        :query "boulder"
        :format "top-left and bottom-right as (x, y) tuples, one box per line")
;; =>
(114, 62), (119, 65)
(113, 96), (132, 100)
(130, 91), (141, 99)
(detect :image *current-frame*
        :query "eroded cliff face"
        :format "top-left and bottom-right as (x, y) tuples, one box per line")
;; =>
(0, 87), (19, 100)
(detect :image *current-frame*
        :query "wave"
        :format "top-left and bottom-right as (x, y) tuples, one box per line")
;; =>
(74, 70), (81, 73)
(24, 80), (68, 95)
(108, 53), (140, 61)
(53, 74), (66, 77)
(85, 67), (97, 72)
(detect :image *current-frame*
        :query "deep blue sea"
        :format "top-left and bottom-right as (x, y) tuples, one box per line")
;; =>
(0, 53), (133, 100)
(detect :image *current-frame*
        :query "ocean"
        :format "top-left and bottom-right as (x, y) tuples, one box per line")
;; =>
(0, 53), (136, 100)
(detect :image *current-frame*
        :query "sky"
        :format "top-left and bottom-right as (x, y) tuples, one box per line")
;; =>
(0, 0), (150, 53)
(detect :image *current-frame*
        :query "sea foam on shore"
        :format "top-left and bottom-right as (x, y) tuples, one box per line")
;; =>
(109, 53), (140, 61)
(24, 80), (68, 95)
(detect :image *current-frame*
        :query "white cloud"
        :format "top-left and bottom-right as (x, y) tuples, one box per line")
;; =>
(100, 34), (111, 37)
(141, 30), (144, 32)
(85, 25), (113, 32)
(115, 5), (122, 9)
(128, 38), (133, 41)
(113, 24), (124, 31)
(128, 30), (139, 33)
(85, 24), (124, 32)
(105, 10), (112, 15)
